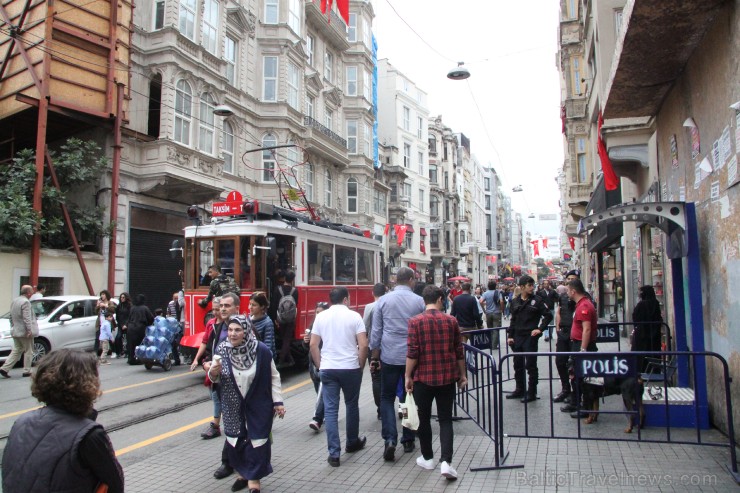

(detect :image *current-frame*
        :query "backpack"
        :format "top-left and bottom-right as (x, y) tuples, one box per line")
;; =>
(276, 286), (297, 324)
(217, 275), (240, 297)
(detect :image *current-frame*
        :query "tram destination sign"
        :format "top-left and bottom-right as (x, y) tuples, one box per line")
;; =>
(212, 191), (244, 217)
(575, 354), (637, 378)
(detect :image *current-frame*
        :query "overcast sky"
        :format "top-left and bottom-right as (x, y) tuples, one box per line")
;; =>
(371, 0), (564, 241)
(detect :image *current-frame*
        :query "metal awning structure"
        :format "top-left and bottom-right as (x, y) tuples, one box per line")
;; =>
(578, 201), (688, 258)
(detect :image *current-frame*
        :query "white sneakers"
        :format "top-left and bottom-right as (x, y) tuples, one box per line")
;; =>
(415, 456), (434, 470)
(417, 457), (458, 480)
(440, 461), (458, 480)
(111, 353), (118, 359)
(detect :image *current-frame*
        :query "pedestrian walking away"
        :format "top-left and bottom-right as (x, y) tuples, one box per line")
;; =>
(207, 315), (285, 492)
(126, 294), (153, 365)
(310, 288), (368, 467)
(481, 281), (505, 349)
(450, 282), (484, 342)
(405, 285), (467, 481)
(0, 285), (38, 378)
(362, 282), (387, 419)
(370, 267), (425, 461)
(506, 275), (553, 403)
(303, 301), (330, 432)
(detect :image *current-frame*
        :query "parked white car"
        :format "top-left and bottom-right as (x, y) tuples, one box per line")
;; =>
(0, 296), (100, 365)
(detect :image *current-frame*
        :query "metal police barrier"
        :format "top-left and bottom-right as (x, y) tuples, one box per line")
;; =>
(454, 343), (523, 471)
(495, 351), (738, 481)
(467, 322), (673, 387)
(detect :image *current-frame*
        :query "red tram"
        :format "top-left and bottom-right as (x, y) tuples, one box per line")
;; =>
(178, 197), (382, 361)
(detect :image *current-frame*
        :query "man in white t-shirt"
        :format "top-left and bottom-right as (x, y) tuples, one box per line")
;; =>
(310, 287), (369, 467)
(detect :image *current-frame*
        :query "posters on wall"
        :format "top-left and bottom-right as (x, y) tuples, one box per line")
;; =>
(710, 181), (720, 202)
(670, 134), (679, 169)
(694, 162), (701, 189)
(691, 126), (701, 160)
(712, 139), (722, 170)
(735, 112), (740, 152)
(679, 185), (686, 202)
(720, 126), (732, 168)
(728, 155), (738, 187)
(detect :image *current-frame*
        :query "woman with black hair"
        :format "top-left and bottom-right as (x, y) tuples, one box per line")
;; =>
(126, 294), (154, 365)
(632, 285), (664, 371)
(114, 292), (132, 358)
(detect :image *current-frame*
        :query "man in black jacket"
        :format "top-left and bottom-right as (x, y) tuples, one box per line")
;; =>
(537, 280), (558, 341)
(506, 275), (553, 403)
(552, 270), (581, 403)
(450, 282), (483, 341)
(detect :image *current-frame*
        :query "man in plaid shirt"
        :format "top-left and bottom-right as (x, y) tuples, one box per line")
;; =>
(405, 285), (468, 481)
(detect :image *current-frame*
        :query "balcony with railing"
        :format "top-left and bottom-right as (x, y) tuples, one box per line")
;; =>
(303, 116), (349, 165)
(305, 2), (349, 51)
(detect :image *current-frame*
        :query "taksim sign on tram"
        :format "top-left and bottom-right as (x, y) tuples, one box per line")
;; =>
(212, 191), (244, 217)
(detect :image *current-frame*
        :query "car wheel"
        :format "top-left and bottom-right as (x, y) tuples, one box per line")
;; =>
(144, 362), (153, 370)
(32, 338), (50, 366)
(162, 358), (172, 371)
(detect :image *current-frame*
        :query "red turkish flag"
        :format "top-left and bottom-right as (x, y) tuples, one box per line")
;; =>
(531, 240), (540, 257)
(319, 0), (350, 24)
(396, 225), (408, 247)
(597, 111), (619, 191)
(568, 237), (576, 250)
(384, 224), (390, 236)
(543, 238), (548, 249)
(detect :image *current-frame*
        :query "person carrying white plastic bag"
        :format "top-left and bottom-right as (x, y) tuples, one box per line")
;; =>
(404, 285), (468, 481)
(400, 393), (419, 431)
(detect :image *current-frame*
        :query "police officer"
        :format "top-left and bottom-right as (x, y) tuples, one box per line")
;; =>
(552, 270), (581, 404)
(506, 275), (553, 403)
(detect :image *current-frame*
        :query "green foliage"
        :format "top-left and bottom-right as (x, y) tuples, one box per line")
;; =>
(0, 138), (110, 249)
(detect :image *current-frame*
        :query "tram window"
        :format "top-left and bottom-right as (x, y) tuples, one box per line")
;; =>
(216, 239), (236, 278)
(239, 237), (252, 289)
(198, 240), (215, 286)
(335, 246), (356, 285)
(357, 249), (374, 284)
(307, 240), (333, 285)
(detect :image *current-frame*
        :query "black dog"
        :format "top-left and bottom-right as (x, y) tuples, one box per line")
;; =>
(581, 377), (644, 433)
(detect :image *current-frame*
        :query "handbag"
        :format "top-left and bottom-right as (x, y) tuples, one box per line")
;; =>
(400, 392), (420, 431)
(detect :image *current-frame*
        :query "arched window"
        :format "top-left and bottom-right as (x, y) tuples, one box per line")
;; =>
(325, 170), (333, 207)
(198, 93), (215, 154)
(222, 122), (234, 174)
(286, 143), (299, 187)
(305, 164), (314, 201)
(347, 177), (358, 213)
(174, 80), (192, 145)
(262, 134), (277, 182)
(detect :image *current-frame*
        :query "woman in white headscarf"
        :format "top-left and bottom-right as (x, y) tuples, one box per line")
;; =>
(207, 315), (286, 493)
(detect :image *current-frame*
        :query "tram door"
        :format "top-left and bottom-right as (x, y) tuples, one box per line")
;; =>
(241, 235), (267, 293)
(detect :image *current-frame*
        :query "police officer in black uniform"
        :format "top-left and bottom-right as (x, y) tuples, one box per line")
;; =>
(506, 275), (553, 403)
(552, 270), (581, 404)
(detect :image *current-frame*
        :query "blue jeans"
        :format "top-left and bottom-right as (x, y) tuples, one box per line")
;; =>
(320, 368), (363, 459)
(210, 386), (221, 419)
(380, 362), (415, 446)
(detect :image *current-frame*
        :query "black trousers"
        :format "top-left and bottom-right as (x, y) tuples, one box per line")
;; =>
(570, 339), (598, 406)
(127, 327), (145, 364)
(555, 328), (572, 393)
(414, 381), (455, 464)
(512, 333), (539, 393)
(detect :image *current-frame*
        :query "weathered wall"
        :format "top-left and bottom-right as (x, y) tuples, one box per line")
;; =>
(654, 1), (740, 440)
(0, 249), (105, 313)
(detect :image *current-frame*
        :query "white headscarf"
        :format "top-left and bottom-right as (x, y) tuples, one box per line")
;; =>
(226, 315), (258, 371)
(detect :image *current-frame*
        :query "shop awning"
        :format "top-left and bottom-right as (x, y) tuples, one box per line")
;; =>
(405, 224), (415, 233)
(584, 175), (623, 252)
(420, 228), (427, 236)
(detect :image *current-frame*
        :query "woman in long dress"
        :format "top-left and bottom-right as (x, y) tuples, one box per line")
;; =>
(207, 315), (285, 493)
(632, 285), (663, 371)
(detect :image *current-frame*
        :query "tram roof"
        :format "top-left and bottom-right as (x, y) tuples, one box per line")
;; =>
(183, 217), (382, 249)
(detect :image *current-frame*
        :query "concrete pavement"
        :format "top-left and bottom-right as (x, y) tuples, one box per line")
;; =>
(118, 360), (739, 493)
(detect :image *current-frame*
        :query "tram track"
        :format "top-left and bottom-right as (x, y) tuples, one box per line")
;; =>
(0, 380), (208, 441)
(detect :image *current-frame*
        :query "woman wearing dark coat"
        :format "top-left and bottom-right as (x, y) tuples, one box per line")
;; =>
(126, 294), (154, 365)
(631, 285), (663, 371)
(114, 292), (132, 358)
